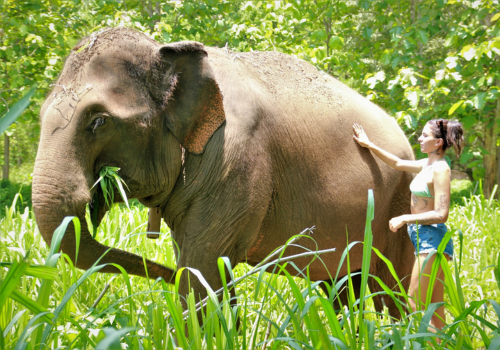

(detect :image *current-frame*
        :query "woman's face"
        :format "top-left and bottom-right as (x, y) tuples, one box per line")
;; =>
(418, 123), (441, 154)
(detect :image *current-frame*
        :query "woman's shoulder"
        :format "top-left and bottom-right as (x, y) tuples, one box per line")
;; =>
(432, 159), (451, 174)
(416, 158), (428, 168)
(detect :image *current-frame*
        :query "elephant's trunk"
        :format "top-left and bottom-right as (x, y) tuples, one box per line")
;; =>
(32, 145), (175, 282)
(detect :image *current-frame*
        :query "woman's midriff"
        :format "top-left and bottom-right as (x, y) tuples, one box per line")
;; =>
(411, 193), (434, 214)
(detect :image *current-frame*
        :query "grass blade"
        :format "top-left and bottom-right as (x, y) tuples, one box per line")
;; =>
(9, 291), (53, 325)
(0, 264), (58, 280)
(0, 259), (28, 310)
(356, 189), (374, 349)
(94, 327), (135, 350)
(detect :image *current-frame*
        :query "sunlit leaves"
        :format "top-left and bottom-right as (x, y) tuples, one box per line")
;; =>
(405, 88), (421, 109)
(2, 0), (499, 185)
(329, 36), (343, 49)
(473, 92), (488, 110)
(461, 45), (477, 61)
(365, 70), (386, 89)
(321, 0), (500, 182)
(449, 100), (465, 116)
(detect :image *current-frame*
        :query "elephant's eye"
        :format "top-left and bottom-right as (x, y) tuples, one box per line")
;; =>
(91, 117), (105, 132)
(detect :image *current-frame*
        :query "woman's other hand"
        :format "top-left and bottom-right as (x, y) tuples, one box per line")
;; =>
(389, 215), (407, 232)
(353, 123), (372, 148)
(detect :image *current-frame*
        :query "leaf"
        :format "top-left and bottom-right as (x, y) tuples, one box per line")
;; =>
(461, 45), (476, 61)
(9, 291), (54, 325)
(492, 13), (500, 22)
(445, 56), (458, 69)
(2, 310), (27, 339)
(91, 175), (104, 190)
(0, 263), (58, 280)
(405, 89), (420, 108)
(449, 100), (465, 115)
(94, 327), (135, 350)
(435, 69), (445, 81)
(0, 259), (28, 310)
(473, 92), (487, 110)
(313, 29), (327, 41)
(417, 30), (428, 44)
(494, 252), (500, 292)
(450, 72), (462, 81)
(391, 56), (401, 69)
(329, 36), (343, 50)
(366, 77), (378, 89)
(359, 0), (370, 10)
(0, 86), (37, 134)
(402, 113), (418, 129)
(112, 174), (130, 209)
(362, 26), (373, 40)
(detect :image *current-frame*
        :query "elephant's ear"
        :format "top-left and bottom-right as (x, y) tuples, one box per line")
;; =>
(153, 41), (225, 155)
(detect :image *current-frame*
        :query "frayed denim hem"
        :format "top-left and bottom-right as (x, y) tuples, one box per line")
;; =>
(415, 249), (453, 261)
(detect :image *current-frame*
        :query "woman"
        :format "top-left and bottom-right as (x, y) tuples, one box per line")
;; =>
(353, 119), (464, 331)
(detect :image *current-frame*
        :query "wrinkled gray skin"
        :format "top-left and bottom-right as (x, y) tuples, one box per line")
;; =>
(33, 28), (415, 315)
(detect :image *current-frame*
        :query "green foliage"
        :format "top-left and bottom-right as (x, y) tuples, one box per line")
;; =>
(1, 192), (500, 348)
(451, 179), (476, 206)
(0, 179), (31, 218)
(2, 0), (499, 183)
(316, 0), (500, 178)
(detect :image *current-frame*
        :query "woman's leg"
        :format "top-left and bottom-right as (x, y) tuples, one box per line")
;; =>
(430, 266), (446, 330)
(408, 253), (426, 314)
(408, 253), (447, 330)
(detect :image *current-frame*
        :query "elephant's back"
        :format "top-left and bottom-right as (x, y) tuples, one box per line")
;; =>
(207, 47), (411, 159)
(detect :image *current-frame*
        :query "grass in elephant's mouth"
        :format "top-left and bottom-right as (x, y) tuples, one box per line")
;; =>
(92, 166), (130, 208)
(1, 191), (500, 349)
(90, 166), (130, 237)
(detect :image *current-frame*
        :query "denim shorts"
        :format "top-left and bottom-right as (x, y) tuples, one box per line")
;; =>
(407, 223), (453, 259)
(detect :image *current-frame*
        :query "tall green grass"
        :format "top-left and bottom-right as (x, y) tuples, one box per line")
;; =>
(1, 190), (499, 349)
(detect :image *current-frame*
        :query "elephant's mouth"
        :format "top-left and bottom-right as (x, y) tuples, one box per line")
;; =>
(88, 183), (108, 236)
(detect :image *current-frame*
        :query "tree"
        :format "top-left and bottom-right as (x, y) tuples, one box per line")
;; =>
(0, 0), (80, 180)
(1, 0), (498, 194)
(0, 86), (36, 179)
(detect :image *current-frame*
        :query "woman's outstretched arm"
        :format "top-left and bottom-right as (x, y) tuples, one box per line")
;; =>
(353, 123), (423, 173)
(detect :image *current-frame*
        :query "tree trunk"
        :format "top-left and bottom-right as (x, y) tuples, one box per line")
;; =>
(411, 0), (418, 23)
(484, 95), (500, 199)
(2, 133), (9, 180)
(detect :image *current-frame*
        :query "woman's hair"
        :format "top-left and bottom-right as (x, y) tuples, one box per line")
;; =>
(428, 119), (464, 157)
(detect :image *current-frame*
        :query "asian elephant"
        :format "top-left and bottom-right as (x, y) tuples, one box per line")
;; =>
(32, 27), (415, 315)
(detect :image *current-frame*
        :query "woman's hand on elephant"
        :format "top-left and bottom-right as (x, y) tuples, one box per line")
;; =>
(389, 215), (407, 233)
(353, 123), (372, 149)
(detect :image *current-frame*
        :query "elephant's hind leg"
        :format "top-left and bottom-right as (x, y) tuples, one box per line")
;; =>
(371, 172), (415, 319)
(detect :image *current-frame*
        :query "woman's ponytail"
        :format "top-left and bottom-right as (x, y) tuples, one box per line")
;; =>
(429, 119), (464, 157)
(446, 120), (464, 157)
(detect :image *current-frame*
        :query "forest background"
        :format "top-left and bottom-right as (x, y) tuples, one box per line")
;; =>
(1, 0), (499, 207)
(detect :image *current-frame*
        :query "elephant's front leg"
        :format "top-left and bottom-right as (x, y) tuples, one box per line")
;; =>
(175, 239), (240, 328)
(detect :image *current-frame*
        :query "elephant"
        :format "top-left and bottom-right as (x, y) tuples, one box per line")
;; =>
(32, 27), (415, 316)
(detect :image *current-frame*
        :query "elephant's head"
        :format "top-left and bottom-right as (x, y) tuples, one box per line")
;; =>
(32, 27), (225, 278)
